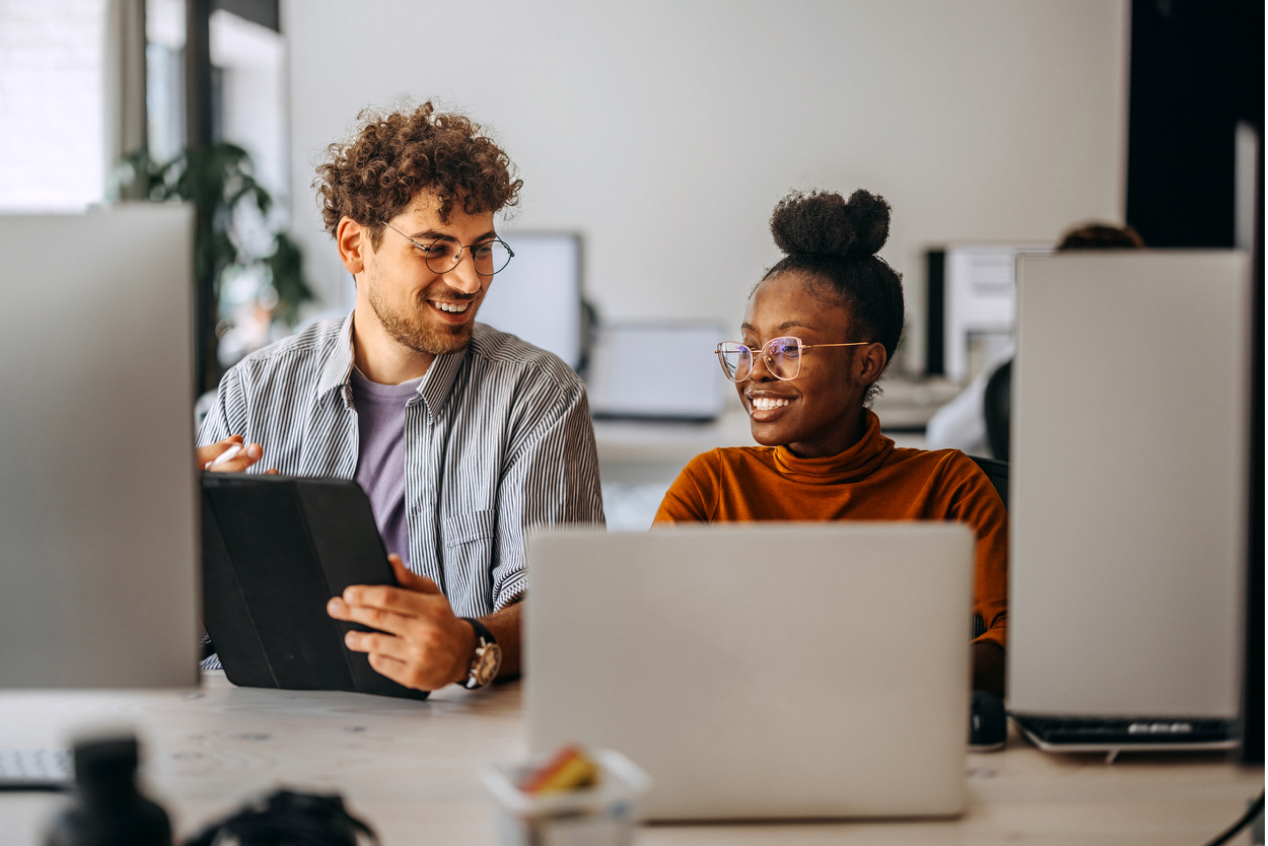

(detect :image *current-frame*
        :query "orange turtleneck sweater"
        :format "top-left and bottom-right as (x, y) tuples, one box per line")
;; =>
(653, 410), (1008, 650)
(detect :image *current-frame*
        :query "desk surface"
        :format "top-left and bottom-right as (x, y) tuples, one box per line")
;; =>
(1, 673), (1260, 845)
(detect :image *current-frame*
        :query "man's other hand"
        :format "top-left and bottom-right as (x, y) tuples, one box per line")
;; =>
(326, 554), (477, 692)
(196, 435), (276, 474)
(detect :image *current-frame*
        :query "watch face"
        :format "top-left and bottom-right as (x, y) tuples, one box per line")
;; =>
(474, 643), (502, 687)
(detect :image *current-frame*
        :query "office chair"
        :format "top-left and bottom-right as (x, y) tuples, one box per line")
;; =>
(970, 455), (1009, 511)
(983, 359), (1012, 462)
(968, 455), (1008, 641)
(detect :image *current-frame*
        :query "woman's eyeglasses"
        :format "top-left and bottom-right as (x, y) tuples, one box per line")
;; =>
(715, 336), (871, 382)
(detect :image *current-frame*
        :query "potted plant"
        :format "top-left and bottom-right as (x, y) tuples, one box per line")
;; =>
(116, 142), (314, 394)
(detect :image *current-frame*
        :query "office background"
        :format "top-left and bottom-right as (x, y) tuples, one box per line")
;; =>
(283, 0), (1127, 374)
(1, 0), (1128, 377)
(0, 3), (1262, 841)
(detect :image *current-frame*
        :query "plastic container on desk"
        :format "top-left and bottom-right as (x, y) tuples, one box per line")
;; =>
(481, 748), (652, 846)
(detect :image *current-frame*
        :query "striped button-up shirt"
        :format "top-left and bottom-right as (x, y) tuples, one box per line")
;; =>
(198, 314), (605, 618)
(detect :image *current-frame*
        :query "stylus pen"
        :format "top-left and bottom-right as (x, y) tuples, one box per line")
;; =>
(205, 444), (244, 470)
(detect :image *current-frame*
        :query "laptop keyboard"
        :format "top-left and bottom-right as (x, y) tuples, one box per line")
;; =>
(1014, 715), (1236, 746)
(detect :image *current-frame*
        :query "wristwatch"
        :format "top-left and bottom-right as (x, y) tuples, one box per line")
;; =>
(461, 617), (502, 690)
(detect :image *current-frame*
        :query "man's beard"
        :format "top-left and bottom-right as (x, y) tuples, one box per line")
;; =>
(365, 271), (477, 357)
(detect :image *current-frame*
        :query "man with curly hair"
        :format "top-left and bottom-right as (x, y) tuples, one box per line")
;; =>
(196, 103), (604, 693)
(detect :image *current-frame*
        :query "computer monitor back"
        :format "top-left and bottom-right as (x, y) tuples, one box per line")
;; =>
(1009, 251), (1249, 718)
(526, 522), (974, 821)
(0, 206), (200, 688)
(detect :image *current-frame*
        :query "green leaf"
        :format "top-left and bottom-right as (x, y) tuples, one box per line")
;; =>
(115, 141), (316, 383)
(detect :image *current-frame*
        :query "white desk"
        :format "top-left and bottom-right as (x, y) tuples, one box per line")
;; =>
(1, 673), (1260, 845)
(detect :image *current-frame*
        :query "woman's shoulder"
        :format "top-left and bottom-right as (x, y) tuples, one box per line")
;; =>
(657, 446), (777, 524)
(664, 448), (772, 500)
(885, 445), (997, 489)
(681, 446), (778, 476)
(886, 447), (1004, 518)
(886, 443), (965, 468)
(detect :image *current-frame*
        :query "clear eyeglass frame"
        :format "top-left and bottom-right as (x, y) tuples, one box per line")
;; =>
(715, 336), (871, 382)
(382, 221), (515, 277)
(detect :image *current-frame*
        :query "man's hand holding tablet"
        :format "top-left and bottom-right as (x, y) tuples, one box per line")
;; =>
(326, 555), (480, 692)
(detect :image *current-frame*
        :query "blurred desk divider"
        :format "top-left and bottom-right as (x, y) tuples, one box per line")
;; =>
(477, 232), (584, 371)
(586, 322), (726, 422)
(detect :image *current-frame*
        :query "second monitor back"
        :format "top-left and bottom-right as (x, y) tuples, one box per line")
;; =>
(1008, 250), (1249, 719)
(0, 205), (200, 688)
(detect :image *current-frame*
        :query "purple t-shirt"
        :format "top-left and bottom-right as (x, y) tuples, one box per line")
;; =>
(350, 368), (422, 566)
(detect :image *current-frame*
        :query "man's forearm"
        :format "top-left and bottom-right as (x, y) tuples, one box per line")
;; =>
(481, 600), (522, 679)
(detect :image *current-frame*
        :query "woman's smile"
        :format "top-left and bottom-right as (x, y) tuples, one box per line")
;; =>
(746, 390), (798, 421)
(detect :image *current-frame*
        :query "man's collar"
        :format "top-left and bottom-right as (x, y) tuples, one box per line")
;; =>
(316, 313), (357, 397)
(317, 312), (468, 421)
(414, 344), (464, 422)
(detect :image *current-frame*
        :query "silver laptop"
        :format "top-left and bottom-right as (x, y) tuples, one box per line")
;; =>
(526, 523), (975, 820)
(1009, 251), (1249, 755)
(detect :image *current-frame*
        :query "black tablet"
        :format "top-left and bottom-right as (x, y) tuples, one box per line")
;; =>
(200, 474), (428, 700)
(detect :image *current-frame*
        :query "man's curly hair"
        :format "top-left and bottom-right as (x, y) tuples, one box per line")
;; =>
(315, 102), (522, 248)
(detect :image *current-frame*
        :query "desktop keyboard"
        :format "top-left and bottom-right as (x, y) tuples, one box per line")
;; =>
(0, 748), (73, 791)
(1013, 715), (1236, 748)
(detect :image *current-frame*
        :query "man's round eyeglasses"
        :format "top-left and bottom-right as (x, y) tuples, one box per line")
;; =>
(382, 222), (514, 277)
(715, 336), (871, 382)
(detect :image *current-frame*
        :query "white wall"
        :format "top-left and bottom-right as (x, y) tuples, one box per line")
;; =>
(283, 0), (1126, 372)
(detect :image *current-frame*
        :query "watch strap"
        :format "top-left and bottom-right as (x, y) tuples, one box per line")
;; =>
(461, 617), (500, 690)
(462, 617), (496, 647)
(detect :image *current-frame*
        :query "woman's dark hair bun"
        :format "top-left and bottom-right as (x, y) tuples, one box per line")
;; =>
(759, 187), (905, 407)
(769, 189), (891, 260)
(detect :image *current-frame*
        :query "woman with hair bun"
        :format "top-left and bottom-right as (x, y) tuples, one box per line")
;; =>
(654, 189), (1008, 693)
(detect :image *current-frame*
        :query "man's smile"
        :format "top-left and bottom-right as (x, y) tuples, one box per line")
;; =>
(426, 297), (476, 322)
